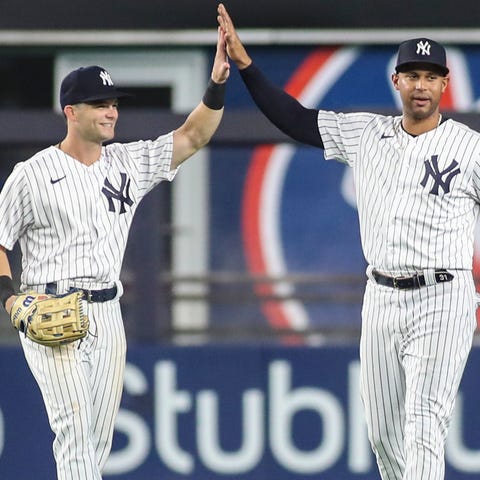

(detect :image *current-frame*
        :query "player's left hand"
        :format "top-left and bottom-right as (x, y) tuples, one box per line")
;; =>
(211, 25), (230, 84)
(10, 291), (89, 347)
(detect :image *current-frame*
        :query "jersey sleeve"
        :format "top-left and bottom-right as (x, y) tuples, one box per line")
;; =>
(0, 163), (33, 250)
(111, 131), (177, 197)
(317, 111), (376, 166)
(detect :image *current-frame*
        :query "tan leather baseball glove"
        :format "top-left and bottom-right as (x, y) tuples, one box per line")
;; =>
(10, 291), (89, 346)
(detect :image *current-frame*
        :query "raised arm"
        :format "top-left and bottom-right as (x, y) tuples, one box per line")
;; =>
(217, 3), (323, 148)
(171, 27), (230, 170)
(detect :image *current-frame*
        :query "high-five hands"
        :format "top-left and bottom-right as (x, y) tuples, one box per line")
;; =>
(217, 3), (252, 70)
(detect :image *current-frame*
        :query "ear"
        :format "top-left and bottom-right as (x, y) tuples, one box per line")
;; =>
(441, 75), (449, 93)
(391, 72), (400, 91)
(63, 105), (77, 121)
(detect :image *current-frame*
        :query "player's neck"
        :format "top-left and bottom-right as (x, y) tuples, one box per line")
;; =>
(57, 138), (102, 166)
(401, 112), (442, 136)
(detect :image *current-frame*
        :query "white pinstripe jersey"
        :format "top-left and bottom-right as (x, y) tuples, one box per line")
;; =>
(317, 112), (480, 273)
(0, 132), (177, 286)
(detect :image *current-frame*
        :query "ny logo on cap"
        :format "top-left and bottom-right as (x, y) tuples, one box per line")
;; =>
(99, 70), (114, 86)
(416, 40), (431, 56)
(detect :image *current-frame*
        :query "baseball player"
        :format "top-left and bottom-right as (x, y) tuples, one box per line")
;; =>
(0, 27), (230, 479)
(218, 4), (480, 480)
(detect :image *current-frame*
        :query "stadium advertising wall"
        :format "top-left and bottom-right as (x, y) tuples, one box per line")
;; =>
(0, 345), (480, 479)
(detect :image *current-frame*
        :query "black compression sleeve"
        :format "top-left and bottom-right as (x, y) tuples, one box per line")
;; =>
(202, 79), (226, 110)
(0, 275), (15, 309)
(239, 62), (323, 148)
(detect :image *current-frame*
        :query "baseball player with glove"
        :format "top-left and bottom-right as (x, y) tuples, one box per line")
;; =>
(218, 4), (480, 480)
(0, 27), (229, 479)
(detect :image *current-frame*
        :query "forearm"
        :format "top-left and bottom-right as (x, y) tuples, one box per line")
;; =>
(240, 63), (324, 148)
(0, 247), (12, 277)
(171, 100), (224, 170)
(184, 102), (224, 150)
(0, 247), (15, 313)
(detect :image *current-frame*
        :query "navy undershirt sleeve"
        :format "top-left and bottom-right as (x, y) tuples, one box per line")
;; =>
(239, 62), (324, 148)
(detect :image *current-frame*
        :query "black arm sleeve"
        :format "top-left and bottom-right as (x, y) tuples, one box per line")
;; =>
(240, 62), (324, 148)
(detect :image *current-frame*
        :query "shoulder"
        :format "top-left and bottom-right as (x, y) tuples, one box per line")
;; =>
(1, 147), (61, 192)
(442, 119), (480, 148)
(20, 146), (61, 170)
(105, 132), (173, 157)
(318, 110), (393, 125)
(443, 118), (479, 136)
(5, 147), (51, 179)
(318, 111), (398, 139)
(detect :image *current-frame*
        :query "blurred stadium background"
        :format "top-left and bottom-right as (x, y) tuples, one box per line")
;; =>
(1, 1), (480, 478)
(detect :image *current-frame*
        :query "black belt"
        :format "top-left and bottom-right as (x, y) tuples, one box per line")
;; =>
(372, 269), (454, 290)
(46, 282), (117, 302)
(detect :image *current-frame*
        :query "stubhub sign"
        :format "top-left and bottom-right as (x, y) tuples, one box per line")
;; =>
(0, 345), (480, 479)
(106, 355), (370, 477)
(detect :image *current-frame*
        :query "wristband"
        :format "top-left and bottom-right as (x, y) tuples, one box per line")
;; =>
(0, 275), (15, 309)
(202, 79), (225, 110)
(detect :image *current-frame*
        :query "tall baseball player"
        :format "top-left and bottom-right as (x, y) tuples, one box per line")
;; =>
(0, 28), (230, 479)
(218, 4), (480, 479)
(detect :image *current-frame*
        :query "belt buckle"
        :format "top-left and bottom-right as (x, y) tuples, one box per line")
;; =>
(85, 289), (93, 303)
(393, 275), (410, 290)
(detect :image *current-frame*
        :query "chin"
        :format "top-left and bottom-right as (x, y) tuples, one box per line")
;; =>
(411, 110), (435, 121)
(102, 133), (115, 142)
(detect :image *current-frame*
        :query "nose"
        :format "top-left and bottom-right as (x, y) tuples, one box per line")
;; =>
(106, 106), (117, 117)
(415, 78), (426, 90)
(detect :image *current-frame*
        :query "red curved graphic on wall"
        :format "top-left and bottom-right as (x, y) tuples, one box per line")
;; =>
(241, 48), (342, 332)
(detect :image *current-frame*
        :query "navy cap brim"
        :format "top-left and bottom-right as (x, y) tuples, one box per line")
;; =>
(64, 91), (132, 106)
(395, 61), (449, 76)
(395, 62), (450, 77)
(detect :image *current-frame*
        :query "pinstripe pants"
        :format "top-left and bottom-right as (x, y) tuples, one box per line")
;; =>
(360, 270), (477, 480)
(20, 299), (127, 480)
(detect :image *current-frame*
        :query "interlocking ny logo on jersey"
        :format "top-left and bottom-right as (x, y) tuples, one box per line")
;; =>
(102, 173), (134, 213)
(416, 40), (431, 56)
(420, 155), (460, 195)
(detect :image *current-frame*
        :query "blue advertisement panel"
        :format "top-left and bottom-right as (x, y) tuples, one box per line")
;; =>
(1, 344), (480, 479)
(210, 45), (480, 333)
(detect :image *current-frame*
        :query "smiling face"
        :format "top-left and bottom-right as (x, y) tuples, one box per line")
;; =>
(392, 67), (449, 122)
(68, 98), (119, 144)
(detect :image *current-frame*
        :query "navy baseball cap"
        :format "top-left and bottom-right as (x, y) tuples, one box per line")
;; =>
(60, 65), (130, 109)
(395, 38), (449, 76)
